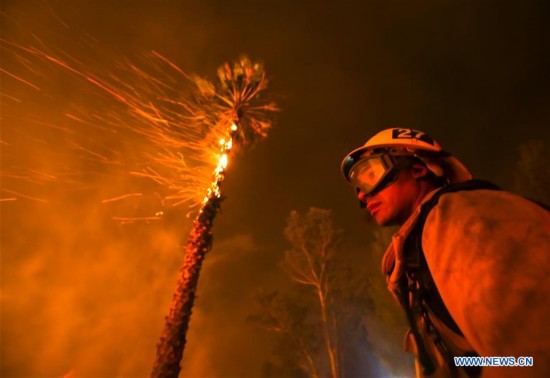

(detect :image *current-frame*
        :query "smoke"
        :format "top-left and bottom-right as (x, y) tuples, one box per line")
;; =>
(1, 171), (188, 376)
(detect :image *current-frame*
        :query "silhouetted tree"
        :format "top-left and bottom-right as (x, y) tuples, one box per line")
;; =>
(281, 208), (342, 378)
(250, 208), (386, 377)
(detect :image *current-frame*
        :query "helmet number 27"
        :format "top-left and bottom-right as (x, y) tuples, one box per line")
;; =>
(392, 128), (434, 145)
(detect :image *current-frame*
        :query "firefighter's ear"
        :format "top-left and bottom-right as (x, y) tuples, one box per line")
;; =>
(411, 163), (429, 180)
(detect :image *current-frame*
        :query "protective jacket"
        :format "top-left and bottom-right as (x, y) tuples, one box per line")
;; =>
(382, 180), (550, 377)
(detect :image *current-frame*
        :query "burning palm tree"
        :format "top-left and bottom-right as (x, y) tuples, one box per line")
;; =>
(150, 57), (278, 378)
(1, 35), (276, 375)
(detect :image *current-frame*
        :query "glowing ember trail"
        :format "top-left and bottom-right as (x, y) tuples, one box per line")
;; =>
(1, 34), (267, 216)
(150, 58), (278, 378)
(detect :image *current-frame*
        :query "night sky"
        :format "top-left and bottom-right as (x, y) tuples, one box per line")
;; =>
(1, 0), (549, 376)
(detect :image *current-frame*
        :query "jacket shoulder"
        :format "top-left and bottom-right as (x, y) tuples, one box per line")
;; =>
(421, 188), (550, 371)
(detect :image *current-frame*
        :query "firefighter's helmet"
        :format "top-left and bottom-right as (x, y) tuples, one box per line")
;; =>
(341, 128), (472, 195)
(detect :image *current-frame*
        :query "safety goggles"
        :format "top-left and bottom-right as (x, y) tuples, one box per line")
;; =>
(348, 153), (412, 196)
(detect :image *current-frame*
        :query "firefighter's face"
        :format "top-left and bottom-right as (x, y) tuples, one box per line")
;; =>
(358, 164), (429, 226)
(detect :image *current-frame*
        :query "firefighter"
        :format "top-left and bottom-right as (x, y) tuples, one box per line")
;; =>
(341, 128), (550, 377)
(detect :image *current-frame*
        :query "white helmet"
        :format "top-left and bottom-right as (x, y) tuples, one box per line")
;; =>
(341, 128), (471, 194)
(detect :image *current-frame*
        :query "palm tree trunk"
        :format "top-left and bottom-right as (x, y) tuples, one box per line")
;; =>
(151, 195), (223, 378)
